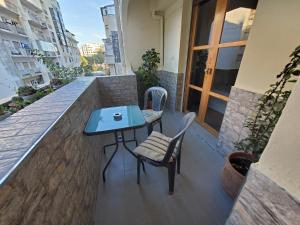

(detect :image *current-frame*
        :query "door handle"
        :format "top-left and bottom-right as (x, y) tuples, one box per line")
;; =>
(205, 68), (213, 74)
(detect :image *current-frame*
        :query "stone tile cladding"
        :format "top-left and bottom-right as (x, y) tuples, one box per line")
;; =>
(0, 75), (139, 225)
(97, 75), (138, 107)
(157, 70), (184, 111)
(226, 167), (300, 225)
(216, 87), (261, 156)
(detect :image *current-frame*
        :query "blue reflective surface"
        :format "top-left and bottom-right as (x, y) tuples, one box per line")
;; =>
(84, 105), (145, 135)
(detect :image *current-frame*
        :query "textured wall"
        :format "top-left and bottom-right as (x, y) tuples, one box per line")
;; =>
(157, 70), (184, 111)
(98, 75), (138, 107)
(0, 78), (102, 225)
(0, 75), (139, 225)
(216, 87), (261, 156)
(226, 167), (300, 225)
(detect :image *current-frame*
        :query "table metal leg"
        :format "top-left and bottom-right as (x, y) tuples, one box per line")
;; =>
(103, 132), (138, 155)
(121, 131), (146, 172)
(102, 132), (119, 182)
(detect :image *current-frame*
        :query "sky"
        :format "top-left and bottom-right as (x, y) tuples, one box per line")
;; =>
(58, 0), (114, 47)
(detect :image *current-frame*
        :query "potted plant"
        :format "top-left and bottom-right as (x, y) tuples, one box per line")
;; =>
(50, 78), (65, 90)
(221, 45), (300, 199)
(8, 97), (25, 113)
(18, 86), (36, 101)
(136, 48), (160, 108)
(0, 105), (11, 121)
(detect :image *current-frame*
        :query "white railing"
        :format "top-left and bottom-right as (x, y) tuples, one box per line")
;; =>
(0, 21), (10, 31)
(19, 68), (41, 77)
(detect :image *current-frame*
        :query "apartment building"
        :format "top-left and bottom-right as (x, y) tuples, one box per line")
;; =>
(80, 43), (103, 57)
(100, 4), (124, 75)
(0, 0), (80, 102)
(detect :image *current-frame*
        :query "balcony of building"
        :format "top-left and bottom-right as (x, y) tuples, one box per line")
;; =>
(19, 67), (42, 78)
(20, 0), (43, 13)
(10, 47), (32, 58)
(0, 75), (233, 225)
(27, 11), (47, 29)
(0, 0), (19, 17)
(0, 21), (28, 37)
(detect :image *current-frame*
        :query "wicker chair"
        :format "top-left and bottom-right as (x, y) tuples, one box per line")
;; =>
(142, 87), (168, 135)
(134, 112), (196, 194)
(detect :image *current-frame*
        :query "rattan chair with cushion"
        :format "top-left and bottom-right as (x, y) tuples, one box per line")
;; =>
(134, 112), (196, 194)
(142, 87), (168, 135)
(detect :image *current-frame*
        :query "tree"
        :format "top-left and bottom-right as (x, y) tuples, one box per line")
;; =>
(86, 50), (104, 65)
(80, 55), (89, 67)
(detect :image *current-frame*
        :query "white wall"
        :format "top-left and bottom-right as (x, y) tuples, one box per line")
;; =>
(256, 79), (300, 200)
(123, 0), (161, 70)
(178, 0), (192, 74)
(233, 0), (300, 200)
(163, 1), (183, 73)
(235, 0), (300, 94)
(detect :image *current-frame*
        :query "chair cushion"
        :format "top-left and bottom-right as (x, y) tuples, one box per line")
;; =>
(142, 109), (163, 124)
(134, 131), (175, 162)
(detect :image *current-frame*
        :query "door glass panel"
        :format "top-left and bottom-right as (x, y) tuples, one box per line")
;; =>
(204, 96), (227, 131)
(190, 49), (209, 87)
(211, 46), (245, 96)
(194, 0), (217, 46)
(220, 0), (258, 43)
(187, 89), (201, 114)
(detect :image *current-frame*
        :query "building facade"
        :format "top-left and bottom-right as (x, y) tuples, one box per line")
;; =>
(100, 4), (124, 75)
(80, 43), (103, 57)
(0, 0), (80, 102)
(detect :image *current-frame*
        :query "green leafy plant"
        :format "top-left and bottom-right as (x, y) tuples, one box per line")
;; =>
(235, 45), (300, 160)
(17, 86), (36, 96)
(35, 88), (52, 100)
(32, 49), (83, 83)
(0, 105), (5, 115)
(136, 48), (160, 106)
(50, 78), (65, 88)
(8, 97), (25, 113)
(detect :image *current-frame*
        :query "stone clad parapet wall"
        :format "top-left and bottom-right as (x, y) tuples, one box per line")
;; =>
(0, 75), (138, 225)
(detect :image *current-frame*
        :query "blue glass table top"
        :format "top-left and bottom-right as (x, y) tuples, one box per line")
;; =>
(84, 105), (146, 135)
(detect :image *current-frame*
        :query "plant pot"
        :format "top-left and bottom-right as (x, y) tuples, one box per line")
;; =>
(51, 84), (63, 90)
(0, 112), (11, 121)
(220, 151), (254, 199)
(20, 94), (36, 101)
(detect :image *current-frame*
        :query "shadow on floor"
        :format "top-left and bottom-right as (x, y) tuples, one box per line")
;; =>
(94, 111), (233, 225)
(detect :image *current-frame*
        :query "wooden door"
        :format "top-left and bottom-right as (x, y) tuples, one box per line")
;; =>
(184, 0), (258, 136)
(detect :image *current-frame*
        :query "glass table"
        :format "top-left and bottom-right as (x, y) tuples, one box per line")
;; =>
(84, 105), (146, 182)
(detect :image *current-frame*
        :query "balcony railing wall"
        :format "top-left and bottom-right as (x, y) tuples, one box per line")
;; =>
(0, 75), (138, 225)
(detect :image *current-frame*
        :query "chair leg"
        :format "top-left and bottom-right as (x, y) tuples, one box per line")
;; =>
(137, 156), (141, 184)
(159, 120), (163, 133)
(168, 161), (176, 194)
(147, 123), (153, 136)
(177, 151), (181, 174)
(133, 128), (138, 146)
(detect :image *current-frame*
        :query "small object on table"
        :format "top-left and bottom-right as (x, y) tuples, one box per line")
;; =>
(84, 105), (146, 182)
(113, 112), (122, 121)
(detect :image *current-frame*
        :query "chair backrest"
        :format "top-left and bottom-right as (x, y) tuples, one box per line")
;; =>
(144, 87), (168, 111)
(162, 112), (196, 163)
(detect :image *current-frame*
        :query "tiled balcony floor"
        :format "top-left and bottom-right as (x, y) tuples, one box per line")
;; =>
(95, 111), (233, 225)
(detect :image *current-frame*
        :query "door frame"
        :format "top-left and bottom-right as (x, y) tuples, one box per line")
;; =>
(183, 0), (250, 136)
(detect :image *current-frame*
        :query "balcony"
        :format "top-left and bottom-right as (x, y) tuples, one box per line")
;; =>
(21, 0), (43, 13)
(104, 54), (115, 64)
(0, 21), (28, 37)
(28, 11), (47, 29)
(19, 68), (41, 77)
(0, 75), (232, 225)
(43, 51), (57, 58)
(11, 48), (32, 58)
(0, 0), (19, 17)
